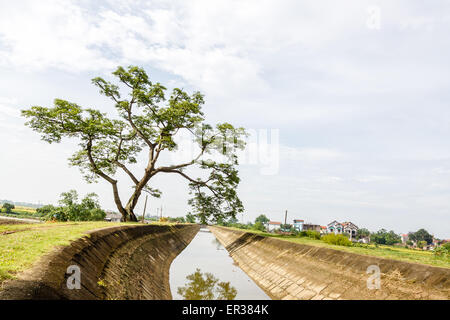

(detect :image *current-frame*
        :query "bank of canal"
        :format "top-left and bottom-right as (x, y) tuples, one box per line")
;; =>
(169, 227), (270, 300)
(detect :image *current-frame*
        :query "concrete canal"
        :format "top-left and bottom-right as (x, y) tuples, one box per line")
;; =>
(169, 227), (270, 300)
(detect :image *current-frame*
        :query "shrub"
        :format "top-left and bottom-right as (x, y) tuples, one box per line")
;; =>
(433, 246), (448, 258)
(2, 203), (15, 213)
(306, 230), (321, 240)
(39, 191), (106, 222)
(252, 221), (266, 232)
(321, 233), (352, 246)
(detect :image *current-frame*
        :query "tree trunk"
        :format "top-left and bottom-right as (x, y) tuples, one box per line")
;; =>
(111, 182), (131, 222)
(125, 207), (138, 222)
(124, 192), (140, 222)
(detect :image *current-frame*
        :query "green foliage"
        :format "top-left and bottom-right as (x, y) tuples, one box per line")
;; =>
(2, 203), (15, 213)
(39, 190), (106, 221)
(321, 233), (352, 246)
(185, 213), (197, 223)
(408, 229), (433, 245)
(280, 224), (293, 232)
(417, 240), (427, 249)
(433, 246), (448, 258)
(296, 230), (321, 240)
(371, 229), (401, 245)
(443, 242), (450, 250)
(306, 230), (321, 240)
(167, 216), (186, 223)
(177, 268), (237, 300)
(23, 65), (247, 223)
(252, 221), (266, 232)
(254, 214), (269, 225)
(356, 228), (370, 239)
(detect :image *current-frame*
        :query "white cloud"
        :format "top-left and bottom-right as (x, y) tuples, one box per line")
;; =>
(0, 1), (449, 237)
(282, 146), (344, 162)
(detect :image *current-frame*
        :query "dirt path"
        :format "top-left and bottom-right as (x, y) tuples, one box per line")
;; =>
(0, 216), (42, 225)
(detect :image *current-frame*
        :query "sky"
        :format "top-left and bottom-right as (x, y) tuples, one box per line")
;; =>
(0, 0), (449, 238)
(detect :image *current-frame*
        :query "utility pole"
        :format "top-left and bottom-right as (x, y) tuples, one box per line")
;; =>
(142, 195), (148, 223)
(160, 205), (163, 219)
(284, 210), (288, 225)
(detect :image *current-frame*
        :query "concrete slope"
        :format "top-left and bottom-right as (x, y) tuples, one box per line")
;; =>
(210, 226), (450, 300)
(0, 224), (199, 300)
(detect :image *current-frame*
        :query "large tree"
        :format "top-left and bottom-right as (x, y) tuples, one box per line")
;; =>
(22, 66), (246, 222)
(409, 228), (433, 245)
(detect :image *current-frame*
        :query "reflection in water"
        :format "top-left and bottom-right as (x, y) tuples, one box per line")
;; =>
(177, 268), (237, 300)
(212, 237), (224, 250)
(169, 227), (270, 300)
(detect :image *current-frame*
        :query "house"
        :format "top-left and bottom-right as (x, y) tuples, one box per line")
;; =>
(105, 211), (122, 222)
(267, 221), (281, 232)
(303, 224), (321, 232)
(327, 220), (343, 234)
(292, 219), (304, 231)
(342, 222), (358, 238)
(327, 220), (359, 239)
(400, 234), (409, 244)
(358, 237), (370, 244)
(320, 226), (327, 235)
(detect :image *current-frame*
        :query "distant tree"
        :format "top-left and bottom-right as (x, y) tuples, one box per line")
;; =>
(22, 66), (247, 222)
(41, 190), (106, 221)
(36, 205), (57, 217)
(2, 203), (15, 213)
(252, 221), (266, 232)
(280, 224), (293, 232)
(409, 229), (433, 245)
(185, 213), (197, 223)
(227, 217), (239, 225)
(356, 228), (370, 240)
(371, 229), (401, 245)
(168, 216), (186, 223)
(254, 214), (269, 225)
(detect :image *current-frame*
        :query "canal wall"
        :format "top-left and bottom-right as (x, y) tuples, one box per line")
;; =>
(209, 226), (450, 300)
(0, 224), (199, 300)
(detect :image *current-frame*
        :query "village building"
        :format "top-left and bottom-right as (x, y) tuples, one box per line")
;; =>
(358, 237), (370, 244)
(303, 224), (322, 232)
(327, 220), (343, 234)
(292, 219), (304, 231)
(400, 234), (409, 244)
(105, 211), (122, 222)
(327, 220), (359, 239)
(267, 221), (281, 232)
(342, 222), (358, 238)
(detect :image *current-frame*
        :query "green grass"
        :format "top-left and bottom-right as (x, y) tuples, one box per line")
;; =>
(225, 227), (450, 269)
(0, 221), (128, 283)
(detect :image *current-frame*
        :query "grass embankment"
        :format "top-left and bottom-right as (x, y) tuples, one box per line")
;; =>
(0, 221), (130, 283)
(225, 227), (450, 269)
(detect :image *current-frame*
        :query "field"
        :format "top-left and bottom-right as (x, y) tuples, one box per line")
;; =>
(0, 206), (40, 220)
(0, 221), (126, 283)
(226, 227), (450, 269)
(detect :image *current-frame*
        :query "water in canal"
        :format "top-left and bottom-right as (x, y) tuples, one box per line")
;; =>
(169, 227), (270, 300)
